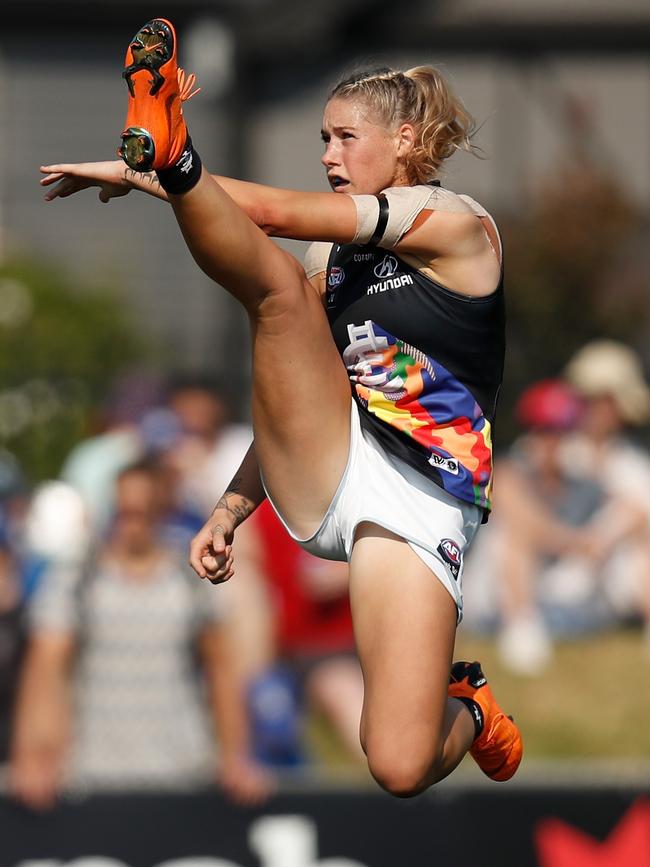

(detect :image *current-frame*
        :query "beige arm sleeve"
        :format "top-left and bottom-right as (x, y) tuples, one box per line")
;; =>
(351, 195), (381, 244)
(303, 241), (333, 278)
(378, 185), (481, 248)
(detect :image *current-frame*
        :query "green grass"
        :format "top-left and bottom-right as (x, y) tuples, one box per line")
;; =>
(455, 626), (650, 759)
(306, 627), (650, 768)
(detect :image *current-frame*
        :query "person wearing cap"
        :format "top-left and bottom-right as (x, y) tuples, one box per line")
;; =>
(461, 376), (639, 675)
(560, 340), (650, 643)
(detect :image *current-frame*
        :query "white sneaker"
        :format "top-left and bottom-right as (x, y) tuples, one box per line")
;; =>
(497, 615), (553, 677)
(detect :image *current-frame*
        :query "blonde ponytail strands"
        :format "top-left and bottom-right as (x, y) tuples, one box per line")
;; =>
(329, 65), (478, 183)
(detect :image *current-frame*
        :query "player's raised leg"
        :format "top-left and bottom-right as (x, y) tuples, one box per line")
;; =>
(118, 18), (351, 537)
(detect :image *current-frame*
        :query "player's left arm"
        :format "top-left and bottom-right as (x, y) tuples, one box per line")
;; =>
(39, 162), (493, 286)
(39, 159), (359, 241)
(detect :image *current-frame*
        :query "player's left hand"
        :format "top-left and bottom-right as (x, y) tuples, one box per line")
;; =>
(40, 160), (131, 203)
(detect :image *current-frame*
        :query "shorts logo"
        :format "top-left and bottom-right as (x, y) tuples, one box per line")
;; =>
(328, 266), (345, 287)
(428, 453), (459, 475)
(373, 254), (399, 279)
(437, 538), (462, 580)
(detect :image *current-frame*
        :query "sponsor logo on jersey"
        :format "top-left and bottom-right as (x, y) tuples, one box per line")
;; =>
(437, 538), (462, 580)
(374, 254), (399, 279)
(354, 252), (375, 262)
(428, 452), (460, 475)
(328, 266), (345, 287)
(367, 273), (414, 295)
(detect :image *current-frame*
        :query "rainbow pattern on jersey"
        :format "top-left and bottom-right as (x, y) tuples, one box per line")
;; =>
(342, 320), (493, 509)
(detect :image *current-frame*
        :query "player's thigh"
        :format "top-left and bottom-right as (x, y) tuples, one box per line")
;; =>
(349, 523), (457, 763)
(249, 259), (352, 536)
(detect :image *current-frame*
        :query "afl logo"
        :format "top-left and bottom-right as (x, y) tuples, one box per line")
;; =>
(437, 538), (462, 580)
(328, 266), (345, 287)
(373, 254), (399, 279)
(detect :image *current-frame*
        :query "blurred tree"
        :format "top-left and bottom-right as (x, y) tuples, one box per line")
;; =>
(496, 162), (650, 449)
(0, 257), (156, 483)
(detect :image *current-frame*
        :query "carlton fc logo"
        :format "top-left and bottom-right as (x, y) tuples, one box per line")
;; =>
(373, 254), (399, 279)
(328, 266), (345, 287)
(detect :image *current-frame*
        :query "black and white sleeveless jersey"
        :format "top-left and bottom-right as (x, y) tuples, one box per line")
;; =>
(320, 196), (505, 519)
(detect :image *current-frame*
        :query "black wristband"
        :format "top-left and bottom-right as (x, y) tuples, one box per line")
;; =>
(156, 136), (203, 195)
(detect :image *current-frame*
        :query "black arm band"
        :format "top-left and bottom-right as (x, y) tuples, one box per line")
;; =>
(369, 194), (389, 246)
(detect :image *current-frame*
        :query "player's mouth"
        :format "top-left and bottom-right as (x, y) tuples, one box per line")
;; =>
(329, 174), (350, 191)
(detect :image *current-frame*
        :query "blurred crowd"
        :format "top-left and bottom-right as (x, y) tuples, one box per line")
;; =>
(462, 339), (650, 675)
(0, 368), (364, 811)
(1, 338), (650, 811)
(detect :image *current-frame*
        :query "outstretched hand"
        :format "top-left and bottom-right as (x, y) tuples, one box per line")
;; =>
(40, 160), (131, 203)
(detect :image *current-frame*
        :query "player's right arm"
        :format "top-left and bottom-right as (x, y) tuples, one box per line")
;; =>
(189, 440), (266, 583)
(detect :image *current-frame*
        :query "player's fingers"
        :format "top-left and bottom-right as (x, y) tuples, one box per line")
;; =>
(211, 526), (231, 554)
(40, 172), (65, 186)
(208, 568), (234, 586)
(203, 553), (234, 583)
(40, 164), (76, 175)
(202, 550), (233, 574)
(189, 536), (212, 578)
(201, 553), (226, 572)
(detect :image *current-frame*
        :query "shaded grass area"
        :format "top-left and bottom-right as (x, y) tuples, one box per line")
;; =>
(455, 626), (650, 759)
(306, 627), (650, 769)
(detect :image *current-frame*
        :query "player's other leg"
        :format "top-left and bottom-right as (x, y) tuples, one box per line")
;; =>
(349, 523), (474, 797)
(349, 523), (522, 797)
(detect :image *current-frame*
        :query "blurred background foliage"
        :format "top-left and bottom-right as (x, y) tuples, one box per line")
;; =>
(496, 161), (650, 449)
(0, 257), (157, 483)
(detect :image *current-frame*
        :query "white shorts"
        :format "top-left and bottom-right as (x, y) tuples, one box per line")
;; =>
(264, 401), (482, 622)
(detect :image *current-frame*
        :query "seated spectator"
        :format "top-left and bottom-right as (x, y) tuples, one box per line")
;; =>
(562, 339), (650, 642)
(461, 375), (648, 675)
(246, 502), (364, 768)
(8, 458), (272, 810)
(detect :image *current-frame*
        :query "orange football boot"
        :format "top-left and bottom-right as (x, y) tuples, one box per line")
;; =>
(118, 18), (188, 172)
(449, 660), (523, 782)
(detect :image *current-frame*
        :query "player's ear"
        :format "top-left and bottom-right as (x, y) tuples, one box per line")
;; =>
(396, 123), (416, 158)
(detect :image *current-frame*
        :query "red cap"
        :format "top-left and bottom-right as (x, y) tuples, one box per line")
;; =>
(515, 379), (583, 431)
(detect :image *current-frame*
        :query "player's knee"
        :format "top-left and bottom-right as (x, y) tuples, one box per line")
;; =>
(250, 255), (312, 320)
(366, 742), (434, 799)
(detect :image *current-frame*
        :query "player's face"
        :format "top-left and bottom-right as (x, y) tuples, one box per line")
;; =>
(321, 97), (411, 195)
